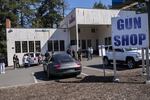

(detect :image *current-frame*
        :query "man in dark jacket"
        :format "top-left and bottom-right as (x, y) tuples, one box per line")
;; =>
(77, 49), (82, 61)
(13, 54), (17, 69)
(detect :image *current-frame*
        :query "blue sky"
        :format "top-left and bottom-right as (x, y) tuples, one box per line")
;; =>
(65, 0), (112, 14)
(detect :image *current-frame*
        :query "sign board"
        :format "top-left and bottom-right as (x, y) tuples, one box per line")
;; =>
(112, 14), (149, 48)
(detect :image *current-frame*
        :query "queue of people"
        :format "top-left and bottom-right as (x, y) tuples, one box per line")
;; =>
(13, 54), (20, 69)
(0, 46), (94, 75)
(66, 48), (79, 60)
(87, 47), (93, 61)
(66, 47), (94, 61)
(22, 54), (31, 67)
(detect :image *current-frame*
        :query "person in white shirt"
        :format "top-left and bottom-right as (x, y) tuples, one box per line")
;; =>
(90, 47), (93, 60)
(87, 47), (91, 61)
(23, 54), (29, 67)
(0, 55), (5, 74)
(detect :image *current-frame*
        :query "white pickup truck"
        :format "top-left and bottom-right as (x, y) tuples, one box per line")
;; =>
(103, 46), (143, 69)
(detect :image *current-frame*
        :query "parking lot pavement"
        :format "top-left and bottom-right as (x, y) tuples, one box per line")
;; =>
(0, 56), (142, 88)
(0, 65), (43, 88)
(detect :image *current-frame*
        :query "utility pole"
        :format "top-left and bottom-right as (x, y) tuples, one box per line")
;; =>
(145, 0), (150, 83)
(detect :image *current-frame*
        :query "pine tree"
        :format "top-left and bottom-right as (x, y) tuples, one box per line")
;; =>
(0, 0), (37, 56)
(93, 1), (107, 9)
(33, 0), (65, 28)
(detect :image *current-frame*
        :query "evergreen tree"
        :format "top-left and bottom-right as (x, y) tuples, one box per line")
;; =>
(0, 0), (18, 55)
(0, 0), (37, 56)
(93, 1), (107, 9)
(33, 0), (65, 28)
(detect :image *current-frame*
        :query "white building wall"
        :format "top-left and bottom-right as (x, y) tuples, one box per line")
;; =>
(60, 8), (136, 27)
(7, 28), (69, 66)
(76, 8), (136, 25)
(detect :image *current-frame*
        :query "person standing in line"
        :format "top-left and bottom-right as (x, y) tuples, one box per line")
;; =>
(90, 47), (93, 60)
(87, 47), (91, 61)
(72, 49), (76, 59)
(45, 51), (50, 63)
(0, 55), (5, 74)
(13, 54), (17, 69)
(16, 55), (20, 68)
(66, 48), (71, 55)
(77, 49), (82, 61)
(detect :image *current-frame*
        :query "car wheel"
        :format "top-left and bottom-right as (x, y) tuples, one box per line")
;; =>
(103, 57), (110, 66)
(126, 58), (135, 69)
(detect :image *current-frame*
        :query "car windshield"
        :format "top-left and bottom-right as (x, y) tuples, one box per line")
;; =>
(55, 54), (74, 63)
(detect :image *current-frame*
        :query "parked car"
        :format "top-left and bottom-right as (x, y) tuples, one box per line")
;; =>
(43, 53), (82, 79)
(23, 52), (41, 66)
(103, 46), (143, 69)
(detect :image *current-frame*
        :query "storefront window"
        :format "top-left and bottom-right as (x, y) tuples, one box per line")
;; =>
(91, 28), (96, 33)
(87, 40), (91, 47)
(70, 40), (76, 45)
(105, 37), (111, 45)
(29, 41), (34, 52)
(48, 40), (53, 52)
(35, 41), (41, 52)
(22, 41), (28, 53)
(15, 41), (21, 53)
(54, 40), (59, 51)
(82, 40), (86, 49)
(60, 40), (65, 51)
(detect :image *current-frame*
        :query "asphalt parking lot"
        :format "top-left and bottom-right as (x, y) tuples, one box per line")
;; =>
(0, 56), (143, 88)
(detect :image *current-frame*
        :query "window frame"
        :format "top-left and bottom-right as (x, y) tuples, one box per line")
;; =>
(29, 41), (34, 52)
(59, 40), (65, 51)
(22, 41), (28, 53)
(15, 41), (21, 53)
(35, 41), (41, 52)
(54, 40), (59, 51)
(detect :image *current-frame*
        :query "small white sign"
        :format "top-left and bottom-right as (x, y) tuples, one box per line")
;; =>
(112, 14), (149, 48)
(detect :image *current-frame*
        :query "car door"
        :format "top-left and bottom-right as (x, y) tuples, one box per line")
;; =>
(115, 48), (124, 61)
(106, 46), (113, 60)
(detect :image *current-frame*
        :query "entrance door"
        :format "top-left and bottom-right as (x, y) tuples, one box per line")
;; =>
(81, 40), (86, 50)
(87, 40), (91, 47)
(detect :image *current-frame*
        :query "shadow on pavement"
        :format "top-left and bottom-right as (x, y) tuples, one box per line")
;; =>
(56, 75), (114, 83)
(34, 71), (49, 81)
(34, 71), (81, 81)
(87, 64), (141, 71)
(34, 71), (144, 84)
(80, 75), (114, 83)
(56, 75), (144, 84)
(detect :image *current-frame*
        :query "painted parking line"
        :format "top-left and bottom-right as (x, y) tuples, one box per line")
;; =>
(32, 72), (38, 83)
(83, 66), (112, 73)
(81, 73), (88, 76)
